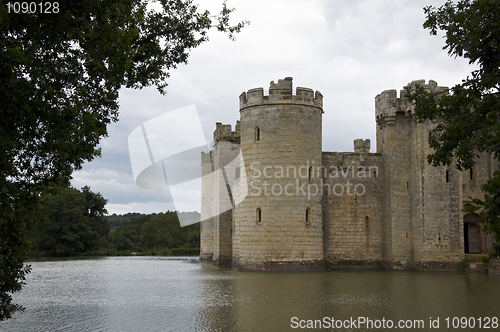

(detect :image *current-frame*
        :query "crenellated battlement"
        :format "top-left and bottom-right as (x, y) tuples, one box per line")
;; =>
(239, 77), (323, 111)
(354, 139), (371, 154)
(213, 121), (241, 143)
(201, 150), (213, 164)
(375, 79), (448, 125)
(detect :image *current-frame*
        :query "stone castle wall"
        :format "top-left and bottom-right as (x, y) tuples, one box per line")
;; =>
(321, 150), (385, 264)
(462, 152), (496, 254)
(200, 77), (495, 270)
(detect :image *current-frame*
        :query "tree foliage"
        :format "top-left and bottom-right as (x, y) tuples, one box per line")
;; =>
(141, 212), (199, 250)
(110, 211), (199, 252)
(106, 212), (147, 230)
(0, 0), (246, 321)
(404, 0), (500, 257)
(29, 186), (109, 255)
(110, 214), (153, 252)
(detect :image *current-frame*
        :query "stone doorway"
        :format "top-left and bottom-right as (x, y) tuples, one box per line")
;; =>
(464, 222), (481, 254)
(464, 213), (493, 254)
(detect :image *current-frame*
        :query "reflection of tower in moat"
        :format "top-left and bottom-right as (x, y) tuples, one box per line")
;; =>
(194, 268), (500, 331)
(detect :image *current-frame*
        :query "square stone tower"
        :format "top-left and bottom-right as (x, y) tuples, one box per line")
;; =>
(375, 80), (464, 265)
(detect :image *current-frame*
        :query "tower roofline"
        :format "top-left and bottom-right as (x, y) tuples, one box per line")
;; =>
(375, 79), (448, 124)
(239, 77), (323, 111)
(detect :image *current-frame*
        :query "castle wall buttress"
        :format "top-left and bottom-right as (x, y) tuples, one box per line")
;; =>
(200, 151), (215, 262)
(212, 126), (240, 265)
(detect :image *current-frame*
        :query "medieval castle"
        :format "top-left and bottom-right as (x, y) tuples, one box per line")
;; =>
(200, 77), (494, 270)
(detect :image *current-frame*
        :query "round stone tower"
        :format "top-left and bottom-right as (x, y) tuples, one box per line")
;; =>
(233, 77), (324, 270)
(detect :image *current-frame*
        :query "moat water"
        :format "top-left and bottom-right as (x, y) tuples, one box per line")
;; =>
(1, 256), (499, 331)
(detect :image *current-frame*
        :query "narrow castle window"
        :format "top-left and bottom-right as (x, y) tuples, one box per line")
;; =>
(255, 126), (260, 142)
(308, 166), (312, 181)
(256, 208), (262, 224)
(365, 216), (369, 230)
(470, 168), (474, 180)
(446, 170), (449, 183)
(305, 207), (311, 225)
(406, 181), (409, 188)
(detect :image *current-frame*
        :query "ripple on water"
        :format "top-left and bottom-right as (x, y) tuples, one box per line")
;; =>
(1, 257), (499, 332)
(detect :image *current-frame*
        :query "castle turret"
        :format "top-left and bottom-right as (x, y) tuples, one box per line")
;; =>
(376, 80), (463, 266)
(233, 77), (324, 270)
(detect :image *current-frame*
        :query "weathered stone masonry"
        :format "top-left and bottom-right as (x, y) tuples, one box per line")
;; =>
(200, 77), (495, 270)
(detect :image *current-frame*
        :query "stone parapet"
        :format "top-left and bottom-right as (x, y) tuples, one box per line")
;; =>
(239, 77), (323, 111)
(214, 121), (240, 143)
(354, 139), (370, 155)
(375, 79), (448, 125)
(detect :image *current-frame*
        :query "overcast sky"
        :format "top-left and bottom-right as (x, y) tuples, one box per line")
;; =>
(71, 0), (474, 215)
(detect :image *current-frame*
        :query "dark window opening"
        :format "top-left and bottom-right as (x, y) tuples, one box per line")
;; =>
(470, 168), (474, 180)
(306, 207), (311, 224)
(308, 166), (312, 181)
(446, 170), (449, 183)
(256, 208), (262, 224)
(255, 127), (260, 142)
